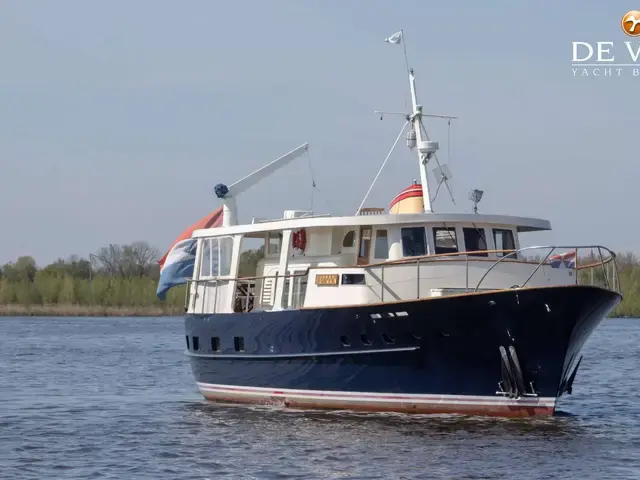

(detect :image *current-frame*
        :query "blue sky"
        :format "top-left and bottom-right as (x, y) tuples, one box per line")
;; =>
(1, 0), (637, 265)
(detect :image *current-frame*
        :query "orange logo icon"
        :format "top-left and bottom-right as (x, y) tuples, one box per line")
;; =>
(622, 10), (640, 36)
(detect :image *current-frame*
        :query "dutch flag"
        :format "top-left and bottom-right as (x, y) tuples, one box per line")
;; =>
(549, 251), (576, 269)
(156, 207), (224, 300)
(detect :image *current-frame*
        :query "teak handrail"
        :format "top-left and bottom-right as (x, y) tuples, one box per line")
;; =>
(187, 245), (617, 287)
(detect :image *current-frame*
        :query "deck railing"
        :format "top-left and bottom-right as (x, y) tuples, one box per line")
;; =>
(185, 271), (309, 314)
(361, 245), (621, 301)
(474, 245), (621, 294)
(184, 245), (621, 313)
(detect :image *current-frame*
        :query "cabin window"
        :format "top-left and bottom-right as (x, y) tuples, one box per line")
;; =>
(199, 240), (211, 277)
(291, 274), (308, 309)
(199, 236), (234, 277)
(343, 230), (356, 248)
(463, 227), (488, 257)
(373, 229), (389, 259)
(433, 227), (458, 255)
(401, 227), (427, 257)
(219, 237), (233, 275)
(493, 229), (517, 258)
(342, 273), (365, 285)
(267, 232), (283, 255)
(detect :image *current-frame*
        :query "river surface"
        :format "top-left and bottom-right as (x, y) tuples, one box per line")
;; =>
(0, 317), (639, 479)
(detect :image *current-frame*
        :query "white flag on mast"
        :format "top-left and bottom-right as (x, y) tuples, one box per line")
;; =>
(384, 30), (403, 44)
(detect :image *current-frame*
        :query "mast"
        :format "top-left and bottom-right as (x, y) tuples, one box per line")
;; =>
(357, 30), (457, 214)
(408, 68), (439, 213)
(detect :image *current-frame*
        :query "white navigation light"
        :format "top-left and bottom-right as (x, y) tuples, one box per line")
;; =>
(468, 188), (484, 214)
(406, 128), (416, 149)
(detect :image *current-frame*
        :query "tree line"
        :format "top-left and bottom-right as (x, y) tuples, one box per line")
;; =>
(0, 242), (639, 317)
(0, 242), (265, 316)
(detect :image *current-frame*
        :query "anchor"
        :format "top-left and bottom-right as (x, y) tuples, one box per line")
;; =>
(499, 345), (517, 398)
(497, 345), (538, 398)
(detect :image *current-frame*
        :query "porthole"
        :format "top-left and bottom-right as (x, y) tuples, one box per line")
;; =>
(340, 335), (351, 347)
(382, 333), (395, 344)
(361, 334), (372, 346)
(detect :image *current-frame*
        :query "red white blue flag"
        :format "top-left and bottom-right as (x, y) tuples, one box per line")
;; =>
(156, 207), (223, 300)
(549, 251), (576, 269)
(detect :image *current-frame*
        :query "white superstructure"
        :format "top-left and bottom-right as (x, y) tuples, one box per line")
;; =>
(183, 31), (619, 316)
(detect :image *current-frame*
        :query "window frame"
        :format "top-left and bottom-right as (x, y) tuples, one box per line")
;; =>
(400, 226), (428, 258)
(432, 226), (459, 255)
(198, 235), (235, 279)
(492, 228), (517, 259)
(266, 231), (283, 257)
(462, 227), (488, 257)
(342, 230), (356, 248)
(341, 273), (366, 285)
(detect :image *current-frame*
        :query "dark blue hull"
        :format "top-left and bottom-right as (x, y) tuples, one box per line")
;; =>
(184, 285), (620, 416)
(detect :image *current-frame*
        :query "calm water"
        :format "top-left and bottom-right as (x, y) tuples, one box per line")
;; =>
(0, 317), (639, 479)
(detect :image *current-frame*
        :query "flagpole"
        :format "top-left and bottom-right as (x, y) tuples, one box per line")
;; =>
(401, 29), (410, 75)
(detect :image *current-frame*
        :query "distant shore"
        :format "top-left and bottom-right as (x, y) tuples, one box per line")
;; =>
(0, 304), (636, 319)
(0, 304), (184, 317)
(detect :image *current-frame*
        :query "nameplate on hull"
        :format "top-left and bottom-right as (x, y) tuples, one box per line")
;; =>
(315, 274), (339, 286)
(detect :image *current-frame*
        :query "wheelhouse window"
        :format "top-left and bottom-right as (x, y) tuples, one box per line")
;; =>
(199, 236), (234, 277)
(433, 227), (458, 255)
(463, 227), (488, 257)
(493, 228), (516, 258)
(267, 232), (282, 256)
(373, 229), (389, 259)
(401, 227), (427, 257)
(291, 273), (308, 309)
(343, 230), (355, 248)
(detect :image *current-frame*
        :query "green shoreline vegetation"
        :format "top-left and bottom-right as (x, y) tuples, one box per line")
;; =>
(0, 242), (265, 318)
(0, 242), (639, 317)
